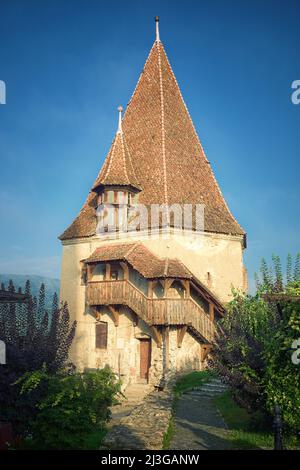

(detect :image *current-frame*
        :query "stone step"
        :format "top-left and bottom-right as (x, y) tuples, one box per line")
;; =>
(209, 378), (226, 384)
(190, 386), (227, 394)
(187, 391), (224, 398)
(123, 383), (153, 404)
(203, 380), (227, 387)
(185, 381), (228, 397)
(192, 383), (228, 390)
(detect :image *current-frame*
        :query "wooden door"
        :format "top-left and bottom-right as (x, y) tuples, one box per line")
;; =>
(140, 339), (151, 381)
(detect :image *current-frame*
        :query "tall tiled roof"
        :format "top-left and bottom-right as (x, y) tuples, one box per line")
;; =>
(60, 27), (245, 240)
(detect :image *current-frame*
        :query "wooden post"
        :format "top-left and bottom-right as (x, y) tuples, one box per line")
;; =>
(164, 326), (170, 370)
(108, 305), (119, 327)
(131, 311), (139, 327)
(182, 280), (190, 298)
(177, 325), (187, 348)
(151, 326), (162, 348)
(148, 280), (154, 298)
(91, 306), (101, 322)
(209, 302), (215, 322)
(120, 262), (129, 280)
(163, 279), (173, 297)
(201, 343), (211, 363)
(87, 264), (95, 281)
(105, 262), (111, 280)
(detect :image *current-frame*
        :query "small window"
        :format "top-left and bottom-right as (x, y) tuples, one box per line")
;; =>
(97, 193), (103, 207)
(107, 191), (114, 203)
(95, 322), (108, 349)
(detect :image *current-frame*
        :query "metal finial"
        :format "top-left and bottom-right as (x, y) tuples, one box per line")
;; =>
(117, 105), (123, 134)
(155, 16), (160, 42)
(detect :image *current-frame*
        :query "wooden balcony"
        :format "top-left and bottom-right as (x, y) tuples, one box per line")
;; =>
(86, 280), (215, 343)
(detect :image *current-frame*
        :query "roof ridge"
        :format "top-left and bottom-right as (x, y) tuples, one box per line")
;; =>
(101, 135), (117, 182)
(157, 41), (168, 206)
(123, 42), (156, 120)
(123, 134), (140, 188)
(119, 133), (130, 185)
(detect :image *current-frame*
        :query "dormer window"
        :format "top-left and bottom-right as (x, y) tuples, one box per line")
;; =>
(129, 193), (139, 206)
(97, 189), (138, 208)
(92, 108), (141, 236)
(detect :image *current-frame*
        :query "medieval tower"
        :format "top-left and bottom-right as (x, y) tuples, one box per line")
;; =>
(60, 19), (247, 387)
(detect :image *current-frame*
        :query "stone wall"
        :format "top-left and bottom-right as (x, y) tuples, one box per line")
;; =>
(168, 327), (202, 374)
(60, 230), (246, 374)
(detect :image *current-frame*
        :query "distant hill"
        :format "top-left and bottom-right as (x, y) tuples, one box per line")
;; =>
(0, 274), (60, 310)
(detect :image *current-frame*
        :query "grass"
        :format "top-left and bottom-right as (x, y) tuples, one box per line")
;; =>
(20, 427), (107, 450)
(173, 370), (216, 400)
(213, 390), (300, 450)
(162, 417), (175, 450)
(164, 372), (299, 451)
(213, 391), (273, 449)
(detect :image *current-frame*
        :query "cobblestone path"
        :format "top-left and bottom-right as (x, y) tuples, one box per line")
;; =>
(170, 378), (230, 450)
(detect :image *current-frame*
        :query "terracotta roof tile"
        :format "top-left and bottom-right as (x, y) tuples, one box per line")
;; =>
(85, 242), (191, 279)
(92, 125), (141, 192)
(60, 35), (245, 240)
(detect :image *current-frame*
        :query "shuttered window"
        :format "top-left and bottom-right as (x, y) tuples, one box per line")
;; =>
(95, 322), (108, 349)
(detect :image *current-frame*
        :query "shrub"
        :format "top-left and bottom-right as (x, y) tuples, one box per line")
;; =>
(264, 298), (300, 431)
(18, 366), (121, 449)
(0, 280), (76, 435)
(211, 255), (300, 434)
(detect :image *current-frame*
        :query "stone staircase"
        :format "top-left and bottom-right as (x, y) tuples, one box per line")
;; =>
(123, 383), (153, 405)
(110, 383), (153, 424)
(184, 377), (228, 399)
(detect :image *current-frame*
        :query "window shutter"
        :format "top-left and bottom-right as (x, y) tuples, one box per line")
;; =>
(95, 322), (108, 349)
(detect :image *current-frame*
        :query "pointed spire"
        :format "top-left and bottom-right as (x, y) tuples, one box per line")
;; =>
(117, 105), (123, 134)
(91, 107), (141, 193)
(155, 16), (160, 42)
(61, 20), (245, 241)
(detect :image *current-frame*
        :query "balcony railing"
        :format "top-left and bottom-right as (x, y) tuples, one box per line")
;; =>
(86, 280), (215, 343)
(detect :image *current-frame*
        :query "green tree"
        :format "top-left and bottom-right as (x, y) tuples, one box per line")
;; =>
(212, 255), (300, 433)
(0, 279), (76, 435)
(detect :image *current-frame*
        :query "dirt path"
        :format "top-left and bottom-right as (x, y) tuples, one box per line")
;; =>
(170, 379), (230, 450)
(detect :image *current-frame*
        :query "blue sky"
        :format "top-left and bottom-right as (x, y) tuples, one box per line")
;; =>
(0, 0), (299, 290)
